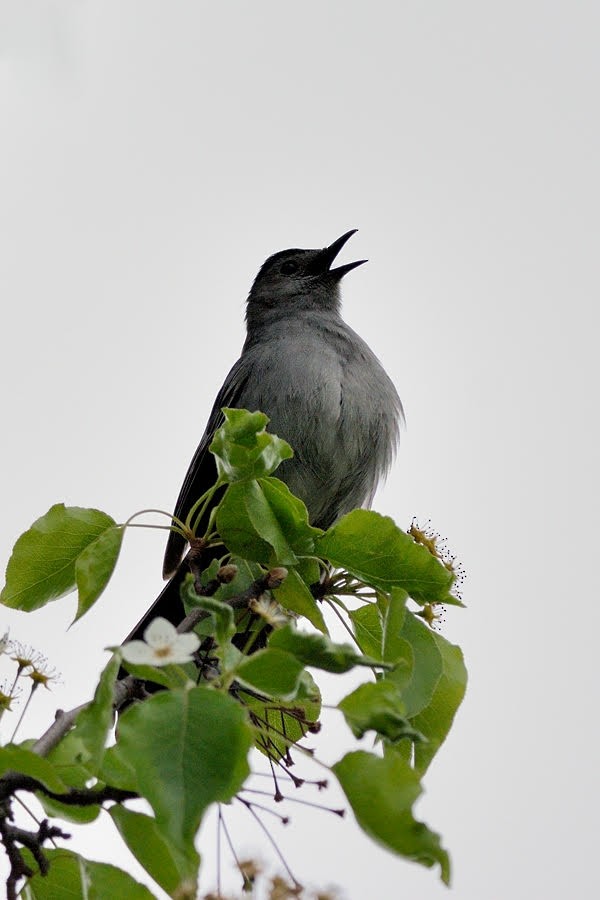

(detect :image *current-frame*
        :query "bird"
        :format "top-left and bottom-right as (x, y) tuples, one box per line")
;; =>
(125, 230), (403, 643)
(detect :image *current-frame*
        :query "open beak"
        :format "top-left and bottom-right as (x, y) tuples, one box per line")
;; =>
(313, 229), (367, 280)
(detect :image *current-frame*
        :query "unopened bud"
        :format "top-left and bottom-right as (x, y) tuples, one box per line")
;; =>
(266, 567), (288, 588)
(217, 564), (238, 584)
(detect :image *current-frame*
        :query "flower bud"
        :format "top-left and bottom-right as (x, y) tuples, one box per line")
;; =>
(266, 567), (288, 589)
(217, 564), (238, 584)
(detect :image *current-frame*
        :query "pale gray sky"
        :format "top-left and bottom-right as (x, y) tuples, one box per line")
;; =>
(1, 2), (598, 898)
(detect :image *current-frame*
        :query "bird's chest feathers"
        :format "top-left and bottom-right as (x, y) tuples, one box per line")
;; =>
(246, 327), (379, 454)
(254, 332), (349, 417)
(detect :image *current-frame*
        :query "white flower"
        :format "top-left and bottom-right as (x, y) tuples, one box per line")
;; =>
(0, 630), (10, 655)
(121, 617), (200, 666)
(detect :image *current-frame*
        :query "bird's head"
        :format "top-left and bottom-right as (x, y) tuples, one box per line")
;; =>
(246, 230), (366, 325)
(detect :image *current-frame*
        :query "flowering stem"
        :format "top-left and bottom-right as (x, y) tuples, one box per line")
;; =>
(202, 505), (219, 540)
(218, 805), (252, 892)
(243, 800), (301, 888)
(323, 597), (364, 650)
(251, 721), (330, 773)
(219, 620), (268, 690)
(240, 621), (267, 657)
(13, 794), (43, 829)
(7, 670), (20, 698)
(10, 683), (38, 744)
(188, 481), (223, 536)
(122, 509), (189, 539)
(121, 523), (174, 531)
(240, 788), (343, 818)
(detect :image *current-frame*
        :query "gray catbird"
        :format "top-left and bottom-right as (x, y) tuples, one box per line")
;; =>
(125, 230), (402, 641)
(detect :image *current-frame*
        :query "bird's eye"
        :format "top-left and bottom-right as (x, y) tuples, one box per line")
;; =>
(280, 260), (299, 275)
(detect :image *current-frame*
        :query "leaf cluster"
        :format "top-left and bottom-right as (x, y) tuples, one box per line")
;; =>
(0, 408), (467, 897)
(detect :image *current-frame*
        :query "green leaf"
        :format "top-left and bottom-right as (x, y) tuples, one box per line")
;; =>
(21, 848), (156, 899)
(296, 555), (321, 586)
(40, 736), (101, 824)
(382, 588), (411, 658)
(106, 686), (252, 853)
(274, 567), (328, 633)
(181, 575), (235, 645)
(258, 477), (320, 555)
(390, 738), (414, 764)
(349, 603), (383, 658)
(392, 611), (443, 718)
(217, 481), (294, 564)
(1, 504), (116, 612)
(317, 510), (460, 606)
(65, 653), (121, 773)
(237, 648), (304, 699)
(269, 625), (389, 674)
(242, 670), (321, 760)
(216, 477), (318, 567)
(217, 481), (298, 566)
(0, 745), (66, 793)
(381, 588), (413, 693)
(117, 660), (184, 689)
(100, 743), (138, 793)
(37, 793), (101, 825)
(74, 525), (123, 621)
(412, 631), (468, 774)
(338, 681), (422, 743)
(333, 750), (450, 885)
(110, 806), (196, 896)
(210, 408), (293, 482)
(33, 655), (120, 824)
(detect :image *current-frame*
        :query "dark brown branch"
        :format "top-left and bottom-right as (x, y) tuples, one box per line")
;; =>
(0, 817), (70, 900)
(0, 773), (135, 807)
(30, 673), (143, 757)
(30, 703), (87, 758)
(177, 567), (288, 634)
(0, 563), (306, 896)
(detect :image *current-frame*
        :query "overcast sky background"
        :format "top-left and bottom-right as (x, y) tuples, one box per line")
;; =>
(1, 2), (598, 898)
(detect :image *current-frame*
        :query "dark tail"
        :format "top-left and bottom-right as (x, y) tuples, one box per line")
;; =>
(123, 541), (227, 644)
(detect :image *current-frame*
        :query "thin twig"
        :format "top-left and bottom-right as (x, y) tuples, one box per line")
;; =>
(244, 801), (302, 889)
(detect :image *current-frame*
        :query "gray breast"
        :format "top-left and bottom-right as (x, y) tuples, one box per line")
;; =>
(239, 315), (401, 529)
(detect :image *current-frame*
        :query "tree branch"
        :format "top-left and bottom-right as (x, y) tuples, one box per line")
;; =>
(21, 566), (290, 761)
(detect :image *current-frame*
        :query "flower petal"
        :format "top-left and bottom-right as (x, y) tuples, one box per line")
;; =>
(174, 632), (201, 655)
(156, 648), (195, 665)
(143, 617), (178, 648)
(121, 640), (154, 664)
